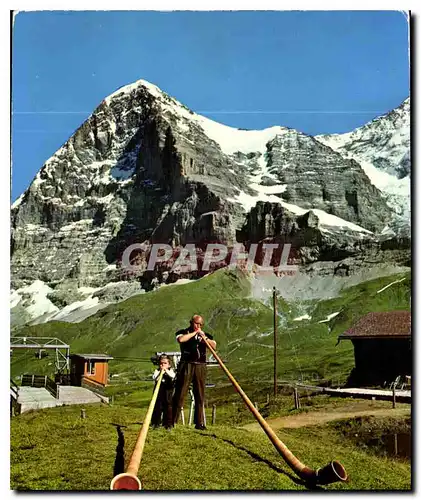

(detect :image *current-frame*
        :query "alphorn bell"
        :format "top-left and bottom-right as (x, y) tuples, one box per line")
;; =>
(110, 369), (165, 490)
(201, 337), (348, 486)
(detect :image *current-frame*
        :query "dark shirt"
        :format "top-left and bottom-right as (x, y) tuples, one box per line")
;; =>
(175, 327), (214, 364)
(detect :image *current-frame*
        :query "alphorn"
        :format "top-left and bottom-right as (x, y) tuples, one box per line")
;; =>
(202, 337), (348, 485)
(110, 369), (165, 490)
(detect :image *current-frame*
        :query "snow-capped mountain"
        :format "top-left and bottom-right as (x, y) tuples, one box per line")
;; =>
(316, 98), (410, 221)
(11, 80), (411, 325)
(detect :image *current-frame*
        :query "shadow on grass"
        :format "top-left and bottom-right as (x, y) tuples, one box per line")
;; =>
(110, 421), (146, 479)
(111, 424), (127, 477)
(204, 433), (325, 491)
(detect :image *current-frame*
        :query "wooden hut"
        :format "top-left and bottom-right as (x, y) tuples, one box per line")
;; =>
(338, 311), (411, 386)
(70, 354), (113, 388)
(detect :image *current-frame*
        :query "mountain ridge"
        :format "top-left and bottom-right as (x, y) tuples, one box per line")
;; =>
(10, 79), (411, 325)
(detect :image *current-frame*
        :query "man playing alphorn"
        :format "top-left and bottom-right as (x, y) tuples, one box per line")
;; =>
(172, 314), (216, 430)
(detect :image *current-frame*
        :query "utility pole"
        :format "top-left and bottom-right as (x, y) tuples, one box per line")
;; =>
(273, 286), (278, 397)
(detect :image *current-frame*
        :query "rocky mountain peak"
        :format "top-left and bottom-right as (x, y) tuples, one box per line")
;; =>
(316, 96), (410, 178)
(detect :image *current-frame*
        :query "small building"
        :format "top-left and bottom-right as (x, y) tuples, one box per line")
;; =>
(338, 311), (411, 387)
(70, 354), (113, 388)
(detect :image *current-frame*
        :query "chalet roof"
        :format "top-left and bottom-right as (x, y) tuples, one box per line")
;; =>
(71, 353), (114, 360)
(339, 311), (411, 340)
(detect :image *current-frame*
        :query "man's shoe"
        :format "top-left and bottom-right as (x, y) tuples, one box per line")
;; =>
(195, 424), (207, 430)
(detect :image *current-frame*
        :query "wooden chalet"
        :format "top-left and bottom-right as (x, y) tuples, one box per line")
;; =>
(70, 353), (113, 388)
(338, 311), (411, 386)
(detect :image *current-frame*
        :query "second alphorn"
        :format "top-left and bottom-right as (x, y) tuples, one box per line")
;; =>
(110, 369), (165, 490)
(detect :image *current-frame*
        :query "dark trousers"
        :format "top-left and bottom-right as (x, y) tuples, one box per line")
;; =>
(151, 384), (173, 428)
(172, 362), (206, 426)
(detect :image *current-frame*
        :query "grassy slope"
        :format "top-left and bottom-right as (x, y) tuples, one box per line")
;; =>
(10, 269), (411, 491)
(10, 403), (411, 491)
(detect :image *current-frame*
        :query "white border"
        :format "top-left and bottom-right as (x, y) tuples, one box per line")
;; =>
(3, 5), (415, 499)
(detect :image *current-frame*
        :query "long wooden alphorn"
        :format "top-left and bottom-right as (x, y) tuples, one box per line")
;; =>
(110, 369), (165, 490)
(202, 337), (348, 486)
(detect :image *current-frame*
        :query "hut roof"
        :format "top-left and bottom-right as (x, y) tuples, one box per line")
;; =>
(339, 311), (411, 340)
(71, 354), (114, 360)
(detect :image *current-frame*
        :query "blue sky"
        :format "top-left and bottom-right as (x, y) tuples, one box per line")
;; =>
(12, 10), (409, 201)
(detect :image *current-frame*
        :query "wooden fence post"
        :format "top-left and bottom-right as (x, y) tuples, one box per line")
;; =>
(81, 409), (86, 419)
(212, 404), (216, 425)
(294, 388), (300, 409)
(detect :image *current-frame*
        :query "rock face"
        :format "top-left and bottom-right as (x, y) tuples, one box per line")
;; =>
(263, 132), (391, 231)
(11, 79), (411, 323)
(240, 201), (410, 270)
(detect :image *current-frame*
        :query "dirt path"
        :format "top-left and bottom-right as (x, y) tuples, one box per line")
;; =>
(243, 406), (410, 431)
